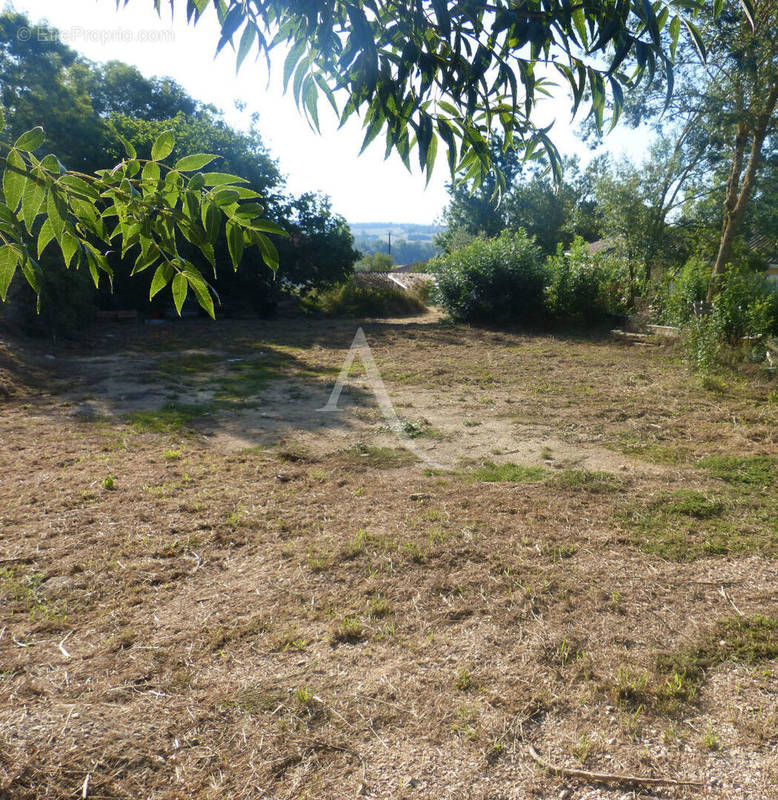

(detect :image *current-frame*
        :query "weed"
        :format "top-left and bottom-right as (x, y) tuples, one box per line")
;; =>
(331, 614), (365, 645)
(454, 668), (473, 691)
(164, 448), (183, 460)
(368, 594), (391, 619)
(612, 665), (652, 708)
(127, 402), (213, 435)
(101, 475), (116, 491)
(701, 722), (721, 751)
(467, 461), (547, 483)
(610, 616), (778, 713)
(550, 469), (624, 493)
(573, 732), (594, 763)
(451, 706), (480, 740)
(401, 421), (444, 440)
(616, 489), (776, 560)
(698, 455), (777, 486)
(337, 443), (417, 469)
(296, 685), (313, 706)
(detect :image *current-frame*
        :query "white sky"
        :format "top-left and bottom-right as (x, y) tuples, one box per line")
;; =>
(10, 0), (651, 225)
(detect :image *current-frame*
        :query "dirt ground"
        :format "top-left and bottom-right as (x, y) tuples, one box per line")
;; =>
(1, 314), (776, 799)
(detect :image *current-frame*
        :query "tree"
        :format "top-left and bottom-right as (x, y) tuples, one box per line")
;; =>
(584, 1), (777, 299)
(706, 2), (778, 300)
(274, 192), (359, 291)
(436, 142), (524, 251)
(184, 0), (745, 183)
(355, 252), (394, 272)
(0, 1), (758, 314)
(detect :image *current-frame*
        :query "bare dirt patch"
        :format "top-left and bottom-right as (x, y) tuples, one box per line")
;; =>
(1, 316), (776, 799)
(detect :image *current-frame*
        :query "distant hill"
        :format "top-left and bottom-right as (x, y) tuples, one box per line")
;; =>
(349, 222), (443, 266)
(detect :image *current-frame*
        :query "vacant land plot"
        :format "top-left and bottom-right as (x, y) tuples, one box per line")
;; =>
(1, 316), (776, 799)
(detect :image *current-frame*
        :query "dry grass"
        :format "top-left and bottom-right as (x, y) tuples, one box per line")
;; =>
(1, 316), (777, 799)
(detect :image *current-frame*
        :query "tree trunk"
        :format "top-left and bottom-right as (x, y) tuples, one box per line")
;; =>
(707, 82), (778, 302)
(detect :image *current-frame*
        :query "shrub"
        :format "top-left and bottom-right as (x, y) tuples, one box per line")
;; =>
(660, 255), (710, 326)
(301, 276), (427, 317)
(354, 252), (394, 272)
(662, 258), (777, 342)
(682, 308), (726, 376)
(545, 238), (612, 323)
(429, 230), (545, 323)
(713, 266), (778, 343)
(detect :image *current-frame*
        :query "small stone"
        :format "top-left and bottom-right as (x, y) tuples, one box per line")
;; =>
(559, 789), (572, 800)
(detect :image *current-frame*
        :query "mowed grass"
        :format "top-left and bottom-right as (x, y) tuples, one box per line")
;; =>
(2, 317), (778, 800)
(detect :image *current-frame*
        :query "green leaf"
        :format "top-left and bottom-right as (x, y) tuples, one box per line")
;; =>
(60, 231), (80, 268)
(213, 189), (240, 207)
(119, 136), (137, 159)
(59, 174), (100, 201)
(172, 272), (188, 315)
(37, 218), (56, 257)
(0, 108), (5, 133)
(149, 262), (174, 299)
(682, 18), (707, 62)
(46, 190), (66, 240)
(0, 245), (18, 301)
(236, 23), (256, 71)
(669, 16), (681, 59)
(182, 264), (215, 318)
(200, 172), (248, 186)
(247, 219), (288, 236)
(40, 154), (65, 175)
(20, 254), (40, 295)
(21, 175), (46, 233)
(255, 232), (278, 272)
(14, 127), (45, 152)
(571, 8), (588, 47)
(226, 220), (244, 269)
(738, 0), (755, 30)
(202, 203), (221, 243)
(3, 149), (27, 212)
(151, 130), (175, 161)
(141, 161), (161, 188)
(175, 154), (218, 172)
(283, 40), (307, 92)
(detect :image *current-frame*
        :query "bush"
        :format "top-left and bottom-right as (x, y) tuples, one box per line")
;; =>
(545, 238), (613, 323)
(660, 255), (711, 326)
(301, 276), (427, 317)
(355, 252), (394, 272)
(429, 230), (545, 323)
(713, 266), (778, 343)
(682, 309), (726, 376)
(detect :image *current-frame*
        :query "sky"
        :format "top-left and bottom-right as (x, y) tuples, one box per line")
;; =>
(11, 0), (651, 225)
